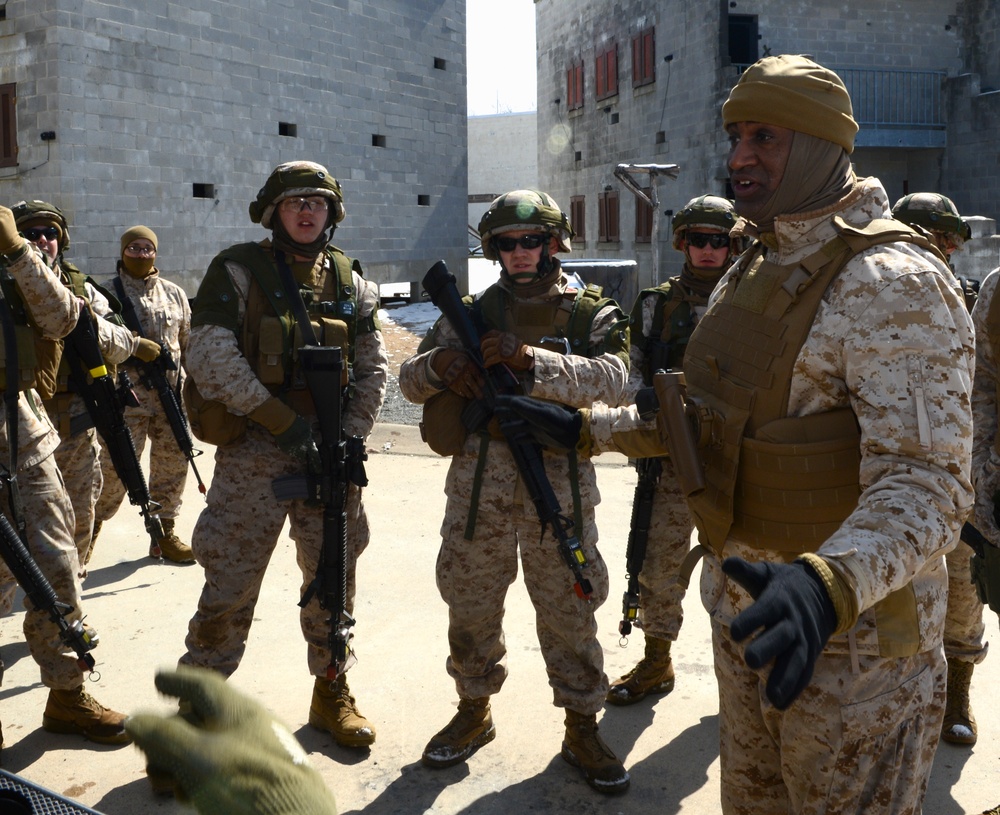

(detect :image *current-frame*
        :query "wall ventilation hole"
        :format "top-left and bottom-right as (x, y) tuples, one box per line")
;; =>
(417, 194), (430, 206)
(193, 183), (215, 199)
(278, 122), (298, 137)
(372, 134), (387, 147)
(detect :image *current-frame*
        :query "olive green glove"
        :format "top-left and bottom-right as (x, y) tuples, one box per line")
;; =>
(126, 667), (337, 815)
(0, 205), (26, 256)
(134, 337), (162, 363)
(250, 397), (320, 472)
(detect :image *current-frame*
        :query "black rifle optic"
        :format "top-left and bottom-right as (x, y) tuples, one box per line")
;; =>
(64, 306), (164, 548)
(422, 260), (593, 600)
(113, 279), (206, 495)
(0, 510), (98, 675)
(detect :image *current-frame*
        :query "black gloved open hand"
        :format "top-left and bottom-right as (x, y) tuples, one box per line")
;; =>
(723, 557), (837, 710)
(494, 394), (582, 451)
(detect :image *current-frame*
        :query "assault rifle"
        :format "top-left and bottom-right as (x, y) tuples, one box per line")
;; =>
(620, 456), (662, 638)
(0, 510), (98, 674)
(64, 306), (165, 550)
(113, 278), (206, 495)
(962, 522), (1000, 616)
(422, 260), (593, 599)
(273, 346), (367, 680)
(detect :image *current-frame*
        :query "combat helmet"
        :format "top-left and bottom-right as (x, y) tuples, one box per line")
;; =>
(478, 189), (574, 261)
(249, 161), (346, 230)
(892, 193), (971, 242)
(11, 199), (70, 251)
(671, 195), (737, 250)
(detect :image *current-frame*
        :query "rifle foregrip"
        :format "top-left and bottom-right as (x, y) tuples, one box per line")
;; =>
(653, 371), (705, 498)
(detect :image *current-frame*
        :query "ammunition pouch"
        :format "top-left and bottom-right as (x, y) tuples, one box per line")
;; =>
(419, 389), (471, 456)
(183, 377), (247, 447)
(971, 540), (1000, 616)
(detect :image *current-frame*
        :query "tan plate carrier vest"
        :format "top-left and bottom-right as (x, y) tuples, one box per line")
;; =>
(684, 217), (942, 655)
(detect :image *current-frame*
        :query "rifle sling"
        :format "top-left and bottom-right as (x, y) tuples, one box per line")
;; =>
(274, 251), (320, 348)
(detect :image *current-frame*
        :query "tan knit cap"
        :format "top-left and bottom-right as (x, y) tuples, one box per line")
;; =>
(722, 55), (858, 154)
(120, 225), (158, 257)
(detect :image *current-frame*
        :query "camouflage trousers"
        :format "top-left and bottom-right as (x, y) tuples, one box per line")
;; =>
(633, 456), (696, 642)
(713, 618), (944, 815)
(95, 404), (189, 524)
(52, 425), (103, 565)
(0, 452), (89, 689)
(944, 542), (987, 664)
(436, 497), (610, 714)
(179, 425), (369, 678)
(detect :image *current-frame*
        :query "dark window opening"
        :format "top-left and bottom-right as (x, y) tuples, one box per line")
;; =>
(193, 183), (215, 199)
(372, 134), (387, 147)
(655, 131), (666, 144)
(727, 14), (759, 67)
(417, 194), (430, 206)
(574, 150), (582, 162)
(278, 121), (297, 137)
(434, 57), (447, 70)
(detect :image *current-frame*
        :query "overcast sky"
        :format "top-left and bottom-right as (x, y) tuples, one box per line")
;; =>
(466, 0), (537, 116)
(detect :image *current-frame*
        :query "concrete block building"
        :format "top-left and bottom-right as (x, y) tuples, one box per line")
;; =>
(535, 0), (1000, 287)
(0, 0), (468, 293)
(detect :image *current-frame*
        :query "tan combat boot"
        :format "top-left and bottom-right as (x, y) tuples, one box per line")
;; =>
(942, 657), (977, 745)
(156, 518), (195, 563)
(42, 686), (131, 744)
(606, 635), (674, 706)
(421, 696), (495, 768)
(309, 675), (376, 748)
(561, 709), (630, 794)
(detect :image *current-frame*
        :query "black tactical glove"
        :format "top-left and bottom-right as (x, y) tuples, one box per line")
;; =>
(494, 394), (583, 451)
(723, 557), (837, 710)
(275, 415), (321, 475)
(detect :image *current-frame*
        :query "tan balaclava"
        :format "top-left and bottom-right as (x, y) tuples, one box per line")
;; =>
(722, 54), (859, 233)
(120, 225), (158, 278)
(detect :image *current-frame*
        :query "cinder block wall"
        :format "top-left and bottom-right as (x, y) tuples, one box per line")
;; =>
(0, 0), (468, 293)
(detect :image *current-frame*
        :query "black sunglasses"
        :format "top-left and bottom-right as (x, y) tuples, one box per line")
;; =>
(686, 232), (729, 250)
(493, 234), (547, 252)
(23, 226), (60, 242)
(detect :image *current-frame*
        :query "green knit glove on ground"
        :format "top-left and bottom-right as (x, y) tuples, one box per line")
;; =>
(126, 667), (337, 815)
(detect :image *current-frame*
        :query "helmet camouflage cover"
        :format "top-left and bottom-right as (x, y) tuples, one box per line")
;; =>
(11, 199), (70, 250)
(892, 193), (971, 241)
(249, 161), (346, 229)
(478, 189), (574, 260)
(671, 195), (737, 249)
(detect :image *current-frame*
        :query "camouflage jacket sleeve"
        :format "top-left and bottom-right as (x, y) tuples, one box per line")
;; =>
(529, 301), (629, 408)
(622, 292), (659, 405)
(6, 244), (80, 339)
(397, 313), (460, 405)
(343, 273), (387, 440)
(971, 267), (1000, 541)
(589, 403), (667, 458)
(86, 280), (140, 364)
(809, 250), (975, 617)
(185, 258), (273, 416)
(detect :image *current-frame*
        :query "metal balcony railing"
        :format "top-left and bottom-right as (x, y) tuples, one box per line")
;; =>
(730, 64), (947, 147)
(732, 65), (946, 129)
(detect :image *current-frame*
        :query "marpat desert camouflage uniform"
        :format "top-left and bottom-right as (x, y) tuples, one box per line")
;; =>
(398, 269), (628, 714)
(592, 178), (973, 814)
(0, 245), (93, 688)
(94, 267), (191, 528)
(179, 258), (386, 678)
